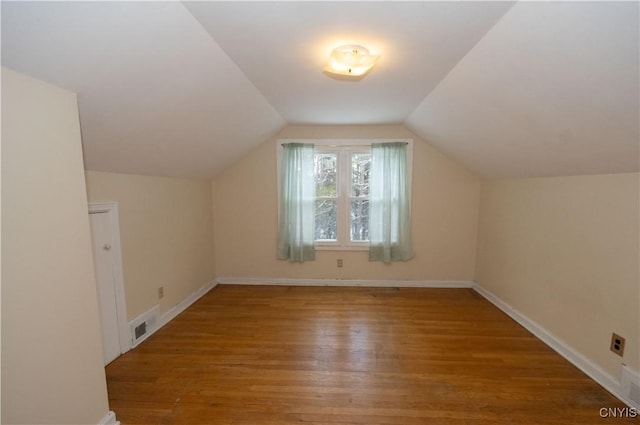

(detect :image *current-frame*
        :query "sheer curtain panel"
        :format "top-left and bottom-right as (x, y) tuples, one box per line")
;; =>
(369, 142), (413, 263)
(277, 143), (316, 262)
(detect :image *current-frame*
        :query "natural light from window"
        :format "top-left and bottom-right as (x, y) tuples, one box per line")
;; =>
(278, 139), (412, 252)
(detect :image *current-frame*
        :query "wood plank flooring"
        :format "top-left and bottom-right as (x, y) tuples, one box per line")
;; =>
(106, 285), (635, 424)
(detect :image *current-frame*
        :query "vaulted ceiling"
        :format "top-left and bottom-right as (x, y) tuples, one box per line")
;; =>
(2, 1), (638, 180)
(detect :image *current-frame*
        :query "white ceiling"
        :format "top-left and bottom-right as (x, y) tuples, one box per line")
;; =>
(406, 1), (640, 178)
(184, 1), (513, 125)
(1, 1), (285, 179)
(2, 1), (638, 180)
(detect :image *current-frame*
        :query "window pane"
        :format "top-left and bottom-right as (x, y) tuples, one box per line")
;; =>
(314, 154), (337, 197)
(351, 154), (371, 197)
(315, 199), (337, 240)
(350, 199), (369, 241)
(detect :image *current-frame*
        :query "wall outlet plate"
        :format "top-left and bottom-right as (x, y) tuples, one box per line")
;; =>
(610, 333), (625, 357)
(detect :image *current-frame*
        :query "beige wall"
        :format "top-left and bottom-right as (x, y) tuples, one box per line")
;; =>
(1, 68), (110, 424)
(213, 125), (481, 280)
(85, 171), (215, 320)
(475, 173), (640, 379)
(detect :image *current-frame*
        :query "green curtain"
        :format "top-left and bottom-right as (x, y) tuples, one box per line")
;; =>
(369, 142), (413, 263)
(277, 143), (315, 262)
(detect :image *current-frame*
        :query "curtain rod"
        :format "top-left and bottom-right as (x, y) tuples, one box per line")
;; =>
(280, 142), (408, 147)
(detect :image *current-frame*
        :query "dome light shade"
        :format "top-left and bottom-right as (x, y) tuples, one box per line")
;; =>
(324, 44), (380, 77)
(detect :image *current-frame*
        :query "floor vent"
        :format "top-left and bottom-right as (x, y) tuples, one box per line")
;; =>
(129, 305), (159, 347)
(621, 365), (640, 409)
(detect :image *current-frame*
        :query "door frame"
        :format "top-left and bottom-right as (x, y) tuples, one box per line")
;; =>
(89, 201), (130, 355)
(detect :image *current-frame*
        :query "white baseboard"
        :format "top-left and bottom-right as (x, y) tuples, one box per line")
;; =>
(158, 279), (218, 329)
(97, 411), (120, 425)
(216, 277), (473, 288)
(128, 280), (217, 349)
(472, 282), (639, 410)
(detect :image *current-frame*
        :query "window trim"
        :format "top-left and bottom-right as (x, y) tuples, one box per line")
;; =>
(277, 138), (413, 251)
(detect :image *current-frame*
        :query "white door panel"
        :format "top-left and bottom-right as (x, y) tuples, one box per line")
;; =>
(89, 211), (122, 365)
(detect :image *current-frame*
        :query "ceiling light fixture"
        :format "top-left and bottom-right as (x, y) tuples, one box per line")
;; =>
(324, 44), (380, 78)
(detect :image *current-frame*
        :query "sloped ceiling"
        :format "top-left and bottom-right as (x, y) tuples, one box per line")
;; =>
(1, 1), (285, 179)
(2, 1), (638, 180)
(406, 1), (640, 178)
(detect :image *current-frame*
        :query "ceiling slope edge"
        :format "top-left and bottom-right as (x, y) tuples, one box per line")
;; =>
(405, 1), (640, 180)
(180, 1), (287, 128)
(403, 0), (518, 178)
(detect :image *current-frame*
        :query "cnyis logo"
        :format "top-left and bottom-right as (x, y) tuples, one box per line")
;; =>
(599, 407), (638, 418)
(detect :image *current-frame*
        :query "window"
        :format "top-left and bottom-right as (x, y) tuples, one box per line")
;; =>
(314, 145), (371, 249)
(278, 139), (413, 252)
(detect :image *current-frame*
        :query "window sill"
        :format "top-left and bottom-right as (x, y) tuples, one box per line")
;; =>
(315, 244), (369, 252)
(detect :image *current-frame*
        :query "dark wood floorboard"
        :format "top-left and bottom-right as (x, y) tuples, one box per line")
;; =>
(106, 285), (635, 424)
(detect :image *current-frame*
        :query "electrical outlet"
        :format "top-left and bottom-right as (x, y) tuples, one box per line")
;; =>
(610, 333), (625, 356)
(158, 286), (164, 299)
(337, 259), (343, 268)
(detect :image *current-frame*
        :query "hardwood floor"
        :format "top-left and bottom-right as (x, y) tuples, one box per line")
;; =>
(106, 285), (635, 424)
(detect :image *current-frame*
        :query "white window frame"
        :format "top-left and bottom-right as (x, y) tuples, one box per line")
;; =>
(277, 138), (413, 251)
(314, 144), (370, 250)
